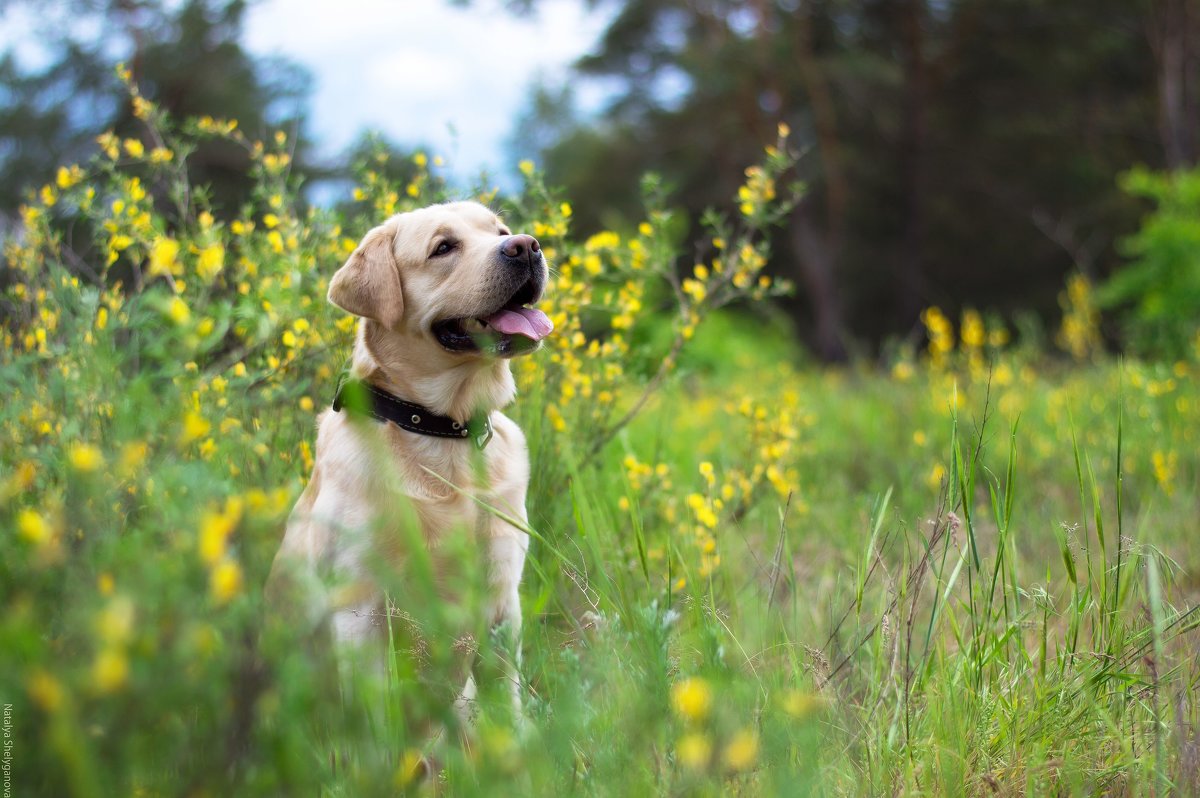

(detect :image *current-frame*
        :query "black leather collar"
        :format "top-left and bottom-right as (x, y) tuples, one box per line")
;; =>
(332, 376), (493, 449)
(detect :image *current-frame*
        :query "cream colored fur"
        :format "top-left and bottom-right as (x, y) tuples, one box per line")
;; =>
(266, 201), (544, 717)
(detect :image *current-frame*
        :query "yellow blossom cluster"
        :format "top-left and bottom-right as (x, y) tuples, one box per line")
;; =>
(669, 676), (760, 775)
(350, 144), (445, 215)
(615, 381), (807, 588)
(501, 135), (801, 590)
(738, 165), (777, 219)
(513, 143), (795, 469)
(92, 595), (135, 693)
(916, 305), (1010, 379)
(199, 497), (246, 604)
(1057, 272), (1102, 360)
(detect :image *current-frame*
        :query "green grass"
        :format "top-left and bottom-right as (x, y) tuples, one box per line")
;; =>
(1, 97), (1198, 796)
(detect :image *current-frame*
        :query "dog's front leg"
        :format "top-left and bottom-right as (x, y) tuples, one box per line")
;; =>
(479, 527), (529, 720)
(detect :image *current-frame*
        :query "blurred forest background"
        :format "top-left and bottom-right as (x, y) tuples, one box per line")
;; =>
(2, 0), (1198, 361)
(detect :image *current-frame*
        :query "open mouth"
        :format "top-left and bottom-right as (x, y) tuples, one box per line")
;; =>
(432, 280), (554, 357)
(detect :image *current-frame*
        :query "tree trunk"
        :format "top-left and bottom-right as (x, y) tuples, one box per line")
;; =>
(896, 0), (930, 323)
(792, 3), (848, 361)
(1149, 0), (1198, 169)
(789, 202), (847, 362)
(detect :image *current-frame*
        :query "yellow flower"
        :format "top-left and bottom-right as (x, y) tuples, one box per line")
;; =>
(166, 296), (191, 325)
(960, 309), (985, 349)
(546, 404), (566, 432)
(148, 237), (180, 277)
(69, 443), (104, 472)
(118, 441), (148, 475)
(671, 677), (713, 722)
(92, 648), (129, 693)
(96, 596), (135, 646)
(198, 498), (244, 564)
(17, 509), (52, 544)
(518, 159), (535, 176)
(56, 165), (83, 189)
(677, 733), (712, 770)
(6, 461), (36, 496)
(781, 689), (819, 718)
(722, 729), (759, 771)
(299, 396), (314, 412)
(210, 558), (243, 604)
(123, 138), (145, 158)
(394, 748), (426, 789)
(178, 415), (211, 452)
(97, 130), (120, 159)
(27, 670), (65, 712)
(1152, 450), (1178, 496)
(132, 96), (153, 119)
(263, 153), (290, 173)
(196, 243), (225, 281)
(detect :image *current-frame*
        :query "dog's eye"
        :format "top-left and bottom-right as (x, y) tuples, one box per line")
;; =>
(431, 240), (456, 257)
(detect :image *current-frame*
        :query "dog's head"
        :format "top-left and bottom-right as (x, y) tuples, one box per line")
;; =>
(328, 201), (553, 360)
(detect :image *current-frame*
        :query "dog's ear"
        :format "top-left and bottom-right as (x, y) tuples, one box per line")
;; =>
(327, 223), (404, 330)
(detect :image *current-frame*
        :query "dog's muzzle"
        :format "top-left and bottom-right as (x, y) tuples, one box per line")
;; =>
(430, 235), (553, 357)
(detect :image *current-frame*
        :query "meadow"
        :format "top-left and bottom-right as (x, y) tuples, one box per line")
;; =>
(2, 78), (1198, 796)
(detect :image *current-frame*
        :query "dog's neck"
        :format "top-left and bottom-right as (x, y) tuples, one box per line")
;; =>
(350, 320), (517, 422)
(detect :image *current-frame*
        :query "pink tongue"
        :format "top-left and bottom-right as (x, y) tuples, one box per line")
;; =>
(482, 306), (555, 341)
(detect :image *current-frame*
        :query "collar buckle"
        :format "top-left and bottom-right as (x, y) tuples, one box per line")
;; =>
(470, 415), (493, 450)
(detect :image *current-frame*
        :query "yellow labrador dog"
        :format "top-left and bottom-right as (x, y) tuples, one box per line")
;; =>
(267, 201), (552, 716)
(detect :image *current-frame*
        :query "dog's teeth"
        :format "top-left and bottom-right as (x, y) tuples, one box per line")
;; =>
(462, 318), (485, 333)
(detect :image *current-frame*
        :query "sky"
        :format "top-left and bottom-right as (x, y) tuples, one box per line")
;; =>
(0, 0), (610, 185)
(242, 0), (611, 182)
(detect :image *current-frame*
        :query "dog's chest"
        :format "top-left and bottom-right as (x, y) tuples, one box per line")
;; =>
(390, 444), (491, 540)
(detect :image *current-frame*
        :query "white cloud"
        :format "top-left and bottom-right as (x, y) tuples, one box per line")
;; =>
(243, 0), (608, 180)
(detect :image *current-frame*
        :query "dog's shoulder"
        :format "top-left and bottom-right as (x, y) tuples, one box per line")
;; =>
(483, 411), (530, 495)
(488, 410), (526, 449)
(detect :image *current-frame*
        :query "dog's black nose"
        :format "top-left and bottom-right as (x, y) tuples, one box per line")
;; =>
(500, 234), (540, 266)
